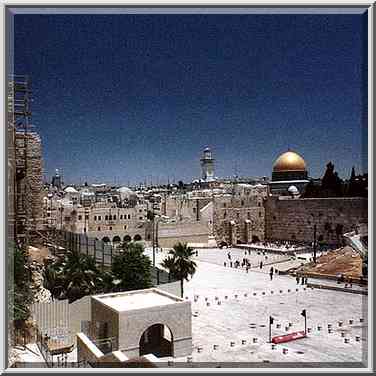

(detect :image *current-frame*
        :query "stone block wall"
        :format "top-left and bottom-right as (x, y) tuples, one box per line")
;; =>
(264, 196), (367, 245)
(213, 192), (266, 245)
(15, 132), (43, 233)
(157, 221), (209, 248)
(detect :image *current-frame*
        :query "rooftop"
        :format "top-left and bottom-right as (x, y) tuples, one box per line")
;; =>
(93, 288), (183, 312)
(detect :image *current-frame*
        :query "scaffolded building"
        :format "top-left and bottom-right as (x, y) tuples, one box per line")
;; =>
(8, 75), (43, 248)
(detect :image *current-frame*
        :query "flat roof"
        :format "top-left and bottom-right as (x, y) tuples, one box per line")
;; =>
(93, 289), (182, 312)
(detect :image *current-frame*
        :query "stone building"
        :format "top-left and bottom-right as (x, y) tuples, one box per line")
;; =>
(58, 202), (148, 244)
(77, 288), (192, 361)
(212, 184), (267, 246)
(264, 196), (368, 245)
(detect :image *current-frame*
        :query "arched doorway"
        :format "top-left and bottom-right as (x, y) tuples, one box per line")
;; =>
(102, 236), (110, 243)
(134, 234), (142, 241)
(251, 235), (260, 243)
(123, 235), (132, 243)
(139, 324), (173, 357)
(113, 235), (121, 243)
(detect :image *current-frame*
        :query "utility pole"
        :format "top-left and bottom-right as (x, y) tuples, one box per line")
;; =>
(313, 224), (317, 264)
(152, 200), (155, 267)
(269, 316), (274, 343)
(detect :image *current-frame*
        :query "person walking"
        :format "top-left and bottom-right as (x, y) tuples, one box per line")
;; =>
(296, 275), (300, 284)
(224, 261), (227, 267)
(259, 261), (263, 270)
(269, 267), (274, 281)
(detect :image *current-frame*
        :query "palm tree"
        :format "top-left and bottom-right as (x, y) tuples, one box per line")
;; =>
(62, 250), (100, 303)
(160, 256), (176, 282)
(162, 242), (197, 298)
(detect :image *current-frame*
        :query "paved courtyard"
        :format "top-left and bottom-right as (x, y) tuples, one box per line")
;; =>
(147, 247), (368, 366)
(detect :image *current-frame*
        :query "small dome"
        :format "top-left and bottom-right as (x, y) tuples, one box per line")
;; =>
(64, 186), (78, 193)
(288, 185), (299, 195)
(273, 151), (307, 172)
(118, 186), (136, 200)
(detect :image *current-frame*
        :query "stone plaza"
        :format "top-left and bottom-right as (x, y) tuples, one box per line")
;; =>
(145, 247), (367, 366)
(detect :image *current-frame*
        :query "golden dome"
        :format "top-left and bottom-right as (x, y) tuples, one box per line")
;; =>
(273, 151), (307, 172)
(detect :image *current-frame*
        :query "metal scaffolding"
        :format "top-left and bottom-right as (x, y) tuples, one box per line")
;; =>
(8, 74), (34, 249)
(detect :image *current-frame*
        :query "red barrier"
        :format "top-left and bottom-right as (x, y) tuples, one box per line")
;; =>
(272, 330), (306, 344)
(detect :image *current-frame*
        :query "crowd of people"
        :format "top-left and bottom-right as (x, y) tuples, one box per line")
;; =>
(252, 240), (308, 251)
(222, 250), (286, 275)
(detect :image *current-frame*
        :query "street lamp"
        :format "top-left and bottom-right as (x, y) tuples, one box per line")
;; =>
(310, 213), (322, 264)
(301, 309), (307, 335)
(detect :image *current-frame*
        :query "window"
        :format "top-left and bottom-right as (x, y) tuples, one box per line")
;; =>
(258, 202), (261, 207)
(109, 215), (112, 220)
(128, 214), (131, 219)
(84, 228), (86, 233)
(124, 225), (127, 230)
(113, 215), (116, 220)
(259, 212), (262, 218)
(94, 215), (97, 221)
(47, 213), (50, 217)
(98, 226), (101, 231)
(120, 215), (123, 220)
(241, 200), (244, 206)
(78, 215), (82, 220)
(139, 217), (143, 220)
(247, 212), (250, 219)
(98, 215), (101, 221)
(85, 215), (89, 220)
(105, 215), (108, 220)
(223, 203), (226, 208)
(109, 226), (112, 230)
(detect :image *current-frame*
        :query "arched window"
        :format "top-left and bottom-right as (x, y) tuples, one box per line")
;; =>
(134, 234), (142, 241)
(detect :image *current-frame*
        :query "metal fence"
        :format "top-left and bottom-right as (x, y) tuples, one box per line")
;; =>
(51, 230), (177, 285)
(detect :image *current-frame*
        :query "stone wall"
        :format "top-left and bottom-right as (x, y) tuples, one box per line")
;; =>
(15, 132), (44, 233)
(157, 222), (209, 248)
(264, 196), (367, 245)
(213, 186), (267, 245)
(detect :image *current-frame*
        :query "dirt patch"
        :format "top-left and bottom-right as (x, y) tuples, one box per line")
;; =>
(301, 246), (362, 278)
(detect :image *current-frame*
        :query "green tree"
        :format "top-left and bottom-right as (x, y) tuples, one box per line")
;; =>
(13, 245), (33, 326)
(161, 242), (197, 298)
(111, 242), (152, 291)
(63, 250), (101, 302)
(44, 249), (102, 303)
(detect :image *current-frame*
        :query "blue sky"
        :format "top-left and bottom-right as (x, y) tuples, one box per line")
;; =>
(14, 13), (368, 185)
